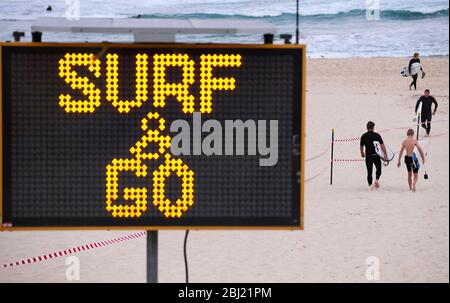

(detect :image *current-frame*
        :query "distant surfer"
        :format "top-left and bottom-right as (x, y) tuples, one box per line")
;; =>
(46, 5), (52, 12)
(408, 53), (425, 90)
(397, 129), (426, 192)
(360, 121), (387, 190)
(415, 89), (438, 136)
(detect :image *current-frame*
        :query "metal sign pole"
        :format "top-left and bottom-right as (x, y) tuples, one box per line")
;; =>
(296, 0), (299, 44)
(147, 231), (158, 283)
(330, 128), (335, 185)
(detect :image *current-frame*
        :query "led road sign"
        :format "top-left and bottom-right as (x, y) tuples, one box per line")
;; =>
(0, 43), (305, 229)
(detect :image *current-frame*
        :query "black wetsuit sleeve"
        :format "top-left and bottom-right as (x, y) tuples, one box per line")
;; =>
(432, 97), (438, 112)
(360, 134), (365, 147)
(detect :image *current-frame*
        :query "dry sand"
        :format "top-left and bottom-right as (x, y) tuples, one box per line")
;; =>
(1, 56), (448, 283)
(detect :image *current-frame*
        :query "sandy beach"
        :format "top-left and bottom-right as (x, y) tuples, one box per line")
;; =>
(1, 56), (448, 283)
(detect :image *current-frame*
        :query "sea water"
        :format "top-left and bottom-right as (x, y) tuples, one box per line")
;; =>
(0, 0), (448, 58)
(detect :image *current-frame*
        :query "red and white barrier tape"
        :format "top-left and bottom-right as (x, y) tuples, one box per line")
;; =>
(304, 122), (448, 182)
(333, 159), (365, 162)
(334, 137), (360, 143)
(1, 231), (146, 269)
(330, 132), (448, 164)
(302, 120), (448, 163)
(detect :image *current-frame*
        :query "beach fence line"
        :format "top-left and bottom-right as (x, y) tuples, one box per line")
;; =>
(0, 231), (146, 269)
(304, 119), (449, 185)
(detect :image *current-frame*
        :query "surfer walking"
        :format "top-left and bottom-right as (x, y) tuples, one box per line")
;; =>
(415, 89), (438, 136)
(397, 129), (426, 192)
(409, 52), (425, 90)
(360, 121), (387, 190)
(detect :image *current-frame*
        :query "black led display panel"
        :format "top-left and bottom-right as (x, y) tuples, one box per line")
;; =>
(0, 43), (305, 229)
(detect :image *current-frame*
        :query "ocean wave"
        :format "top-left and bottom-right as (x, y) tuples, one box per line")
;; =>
(132, 8), (449, 22)
(1, 8), (447, 22)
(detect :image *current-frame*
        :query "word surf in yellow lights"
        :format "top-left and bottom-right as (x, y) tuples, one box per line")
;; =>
(58, 53), (242, 115)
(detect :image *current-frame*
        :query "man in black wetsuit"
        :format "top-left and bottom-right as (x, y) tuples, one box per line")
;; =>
(415, 89), (438, 136)
(360, 121), (387, 190)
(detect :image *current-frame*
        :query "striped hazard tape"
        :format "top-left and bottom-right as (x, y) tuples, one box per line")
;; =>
(1, 231), (146, 268)
(333, 159), (365, 162)
(333, 137), (360, 143)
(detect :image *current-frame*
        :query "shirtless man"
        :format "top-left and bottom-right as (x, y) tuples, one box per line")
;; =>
(397, 129), (426, 192)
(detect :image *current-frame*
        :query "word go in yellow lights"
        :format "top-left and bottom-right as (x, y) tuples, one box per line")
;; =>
(153, 54), (195, 114)
(106, 53), (149, 113)
(58, 53), (101, 113)
(106, 112), (195, 218)
(200, 54), (242, 113)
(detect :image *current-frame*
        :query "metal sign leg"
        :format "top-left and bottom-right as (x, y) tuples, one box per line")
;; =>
(147, 231), (158, 283)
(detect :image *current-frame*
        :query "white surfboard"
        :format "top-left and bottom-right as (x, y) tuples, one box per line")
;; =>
(414, 101), (423, 121)
(411, 62), (421, 75)
(374, 141), (395, 162)
(401, 66), (409, 77)
(414, 139), (430, 167)
(401, 62), (421, 77)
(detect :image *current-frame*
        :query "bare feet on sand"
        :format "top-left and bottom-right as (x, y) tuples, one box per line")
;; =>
(374, 181), (380, 189)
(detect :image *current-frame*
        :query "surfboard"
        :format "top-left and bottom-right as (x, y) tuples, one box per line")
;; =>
(415, 139), (430, 167)
(414, 101), (423, 121)
(413, 139), (430, 179)
(401, 66), (409, 77)
(374, 141), (395, 162)
(401, 62), (421, 77)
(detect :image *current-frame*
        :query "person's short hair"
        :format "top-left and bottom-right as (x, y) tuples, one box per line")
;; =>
(407, 129), (414, 136)
(367, 121), (375, 130)
(414, 52), (419, 58)
(425, 89), (430, 93)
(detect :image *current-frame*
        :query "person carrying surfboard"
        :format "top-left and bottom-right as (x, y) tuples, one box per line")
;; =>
(360, 121), (387, 190)
(415, 89), (438, 136)
(408, 52), (425, 90)
(397, 129), (426, 192)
